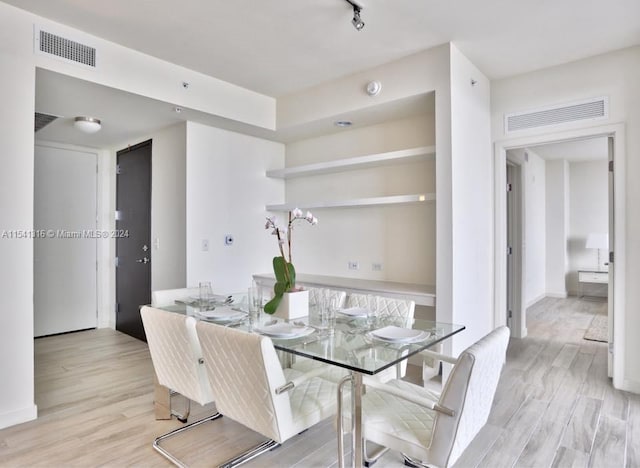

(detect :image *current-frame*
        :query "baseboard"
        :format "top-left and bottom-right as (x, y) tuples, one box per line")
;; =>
(545, 291), (568, 299)
(621, 378), (640, 394)
(0, 404), (37, 430)
(525, 293), (546, 309)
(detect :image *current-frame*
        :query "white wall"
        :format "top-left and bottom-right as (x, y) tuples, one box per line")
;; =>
(284, 115), (436, 285)
(186, 122), (285, 292)
(545, 160), (570, 297)
(449, 45), (493, 353)
(568, 160), (608, 295)
(492, 46), (640, 391)
(149, 123), (187, 292)
(0, 52), (37, 429)
(517, 148), (547, 306)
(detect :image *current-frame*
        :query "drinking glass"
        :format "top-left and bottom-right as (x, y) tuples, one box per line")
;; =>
(366, 295), (379, 330)
(199, 281), (213, 307)
(248, 286), (262, 313)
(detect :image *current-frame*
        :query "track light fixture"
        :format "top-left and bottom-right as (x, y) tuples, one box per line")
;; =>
(344, 0), (365, 31)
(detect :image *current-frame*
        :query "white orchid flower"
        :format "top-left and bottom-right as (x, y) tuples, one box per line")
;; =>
(311, 216), (318, 226)
(305, 211), (314, 222)
(291, 208), (303, 219)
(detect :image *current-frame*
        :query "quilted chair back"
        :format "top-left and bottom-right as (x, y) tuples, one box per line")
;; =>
(195, 321), (294, 443)
(307, 287), (347, 309)
(151, 287), (199, 307)
(345, 293), (368, 309)
(140, 306), (214, 405)
(430, 326), (510, 467)
(346, 294), (415, 326)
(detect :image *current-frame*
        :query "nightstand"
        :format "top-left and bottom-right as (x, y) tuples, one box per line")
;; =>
(578, 270), (609, 298)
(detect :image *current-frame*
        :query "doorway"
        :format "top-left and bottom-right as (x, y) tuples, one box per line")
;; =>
(34, 143), (98, 337)
(494, 124), (625, 387)
(115, 140), (152, 341)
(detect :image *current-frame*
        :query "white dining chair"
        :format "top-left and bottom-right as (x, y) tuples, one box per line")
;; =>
(307, 287), (347, 309)
(195, 320), (339, 467)
(293, 294), (416, 382)
(151, 287), (200, 307)
(140, 306), (221, 467)
(341, 326), (510, 467)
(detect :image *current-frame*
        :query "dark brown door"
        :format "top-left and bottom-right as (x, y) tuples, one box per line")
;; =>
(116, 140), (152, 341)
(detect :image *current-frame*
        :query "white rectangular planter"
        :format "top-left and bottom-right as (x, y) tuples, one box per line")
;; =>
(274, 290), (309, 320)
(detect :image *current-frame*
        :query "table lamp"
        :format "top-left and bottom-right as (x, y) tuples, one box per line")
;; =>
(585, 233), (609, 270)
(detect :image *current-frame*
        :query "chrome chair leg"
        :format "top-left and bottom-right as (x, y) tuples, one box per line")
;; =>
(364, 440), (389, 467)
(153, 411), (223, 467)
(337, 375), (353, 468)
(218, 439), (280, 468)
(170, 393), (191, 423)
(403, 453), (430, 467)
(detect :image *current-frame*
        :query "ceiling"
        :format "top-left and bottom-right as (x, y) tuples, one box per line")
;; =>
(529, 137), (608, 162)
(35, 69), (433, 147)
(6, 0), (640, 97)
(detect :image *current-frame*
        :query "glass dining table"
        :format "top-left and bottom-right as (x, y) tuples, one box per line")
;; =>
(157, 296), (465, 468)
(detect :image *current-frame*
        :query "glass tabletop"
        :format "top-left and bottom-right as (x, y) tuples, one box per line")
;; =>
(157, 296), (465, 376)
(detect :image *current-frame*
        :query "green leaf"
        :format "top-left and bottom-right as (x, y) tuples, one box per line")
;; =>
(265, 256), (296, 314)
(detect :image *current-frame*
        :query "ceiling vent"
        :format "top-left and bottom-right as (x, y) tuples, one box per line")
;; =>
(34, 112), (59, 132)
(505, 97), (608, 134)
(35, 27), (96, 68)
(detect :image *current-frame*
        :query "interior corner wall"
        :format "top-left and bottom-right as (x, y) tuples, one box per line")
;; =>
(568, 160), (609, 295)
(283, 115), (436, 285)
(545, 159), (570, 297)
(523, 148), (547, 307)
(449, 44), (493, 354)
(277, 44), (456, 352)
(491, 45), (640, 390)
(185, 122), (285, 293)
(0, 53), (37, 429)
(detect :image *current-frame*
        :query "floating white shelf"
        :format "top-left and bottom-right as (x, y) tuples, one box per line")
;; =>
(265, 193), (435, 211)
(265, 146), (435, 179)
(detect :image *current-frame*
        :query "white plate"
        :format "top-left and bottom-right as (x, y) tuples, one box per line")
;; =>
(195, 306), (245, 322)
(256, 323), (315, 339)
(370, 326), (428, 343)
(338, 307), (369, 317)
(189, 294), (229, 303)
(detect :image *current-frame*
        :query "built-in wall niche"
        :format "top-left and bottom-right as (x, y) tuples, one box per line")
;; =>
(267, 109), (436, 288)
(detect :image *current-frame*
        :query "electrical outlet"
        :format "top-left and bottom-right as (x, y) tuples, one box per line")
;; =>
(201, 239), (209, 251)
(372, 263), (383, 271)
(348, 261), (359, 270)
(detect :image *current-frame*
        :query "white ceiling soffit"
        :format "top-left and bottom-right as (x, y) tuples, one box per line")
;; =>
(6, 0), (640, 96)
(35, 69), (431, 147)
(529, 137), (609, 162)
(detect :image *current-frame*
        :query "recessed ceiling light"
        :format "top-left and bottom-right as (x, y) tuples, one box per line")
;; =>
(334, 120), (352, 127)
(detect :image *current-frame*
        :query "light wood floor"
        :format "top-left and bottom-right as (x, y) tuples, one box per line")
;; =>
(0, 297), (637, 467)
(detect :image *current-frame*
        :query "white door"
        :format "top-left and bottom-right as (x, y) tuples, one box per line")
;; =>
(34, 144), (97, 337)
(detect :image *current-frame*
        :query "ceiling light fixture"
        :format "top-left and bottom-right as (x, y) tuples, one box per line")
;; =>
(344, 0), (365, 31)
(74, 116), (101, 133)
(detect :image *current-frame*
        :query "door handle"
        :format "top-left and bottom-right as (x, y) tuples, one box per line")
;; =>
(136, 257), (150, 264)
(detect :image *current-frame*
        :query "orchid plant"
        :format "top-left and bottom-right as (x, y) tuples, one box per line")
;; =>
(263, 208), (318, 314)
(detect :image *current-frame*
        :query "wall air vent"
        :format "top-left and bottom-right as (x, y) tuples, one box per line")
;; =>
(34, 112), (59, 132)
(35, 27), (96, 68)
(505, 97), (608, 134)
